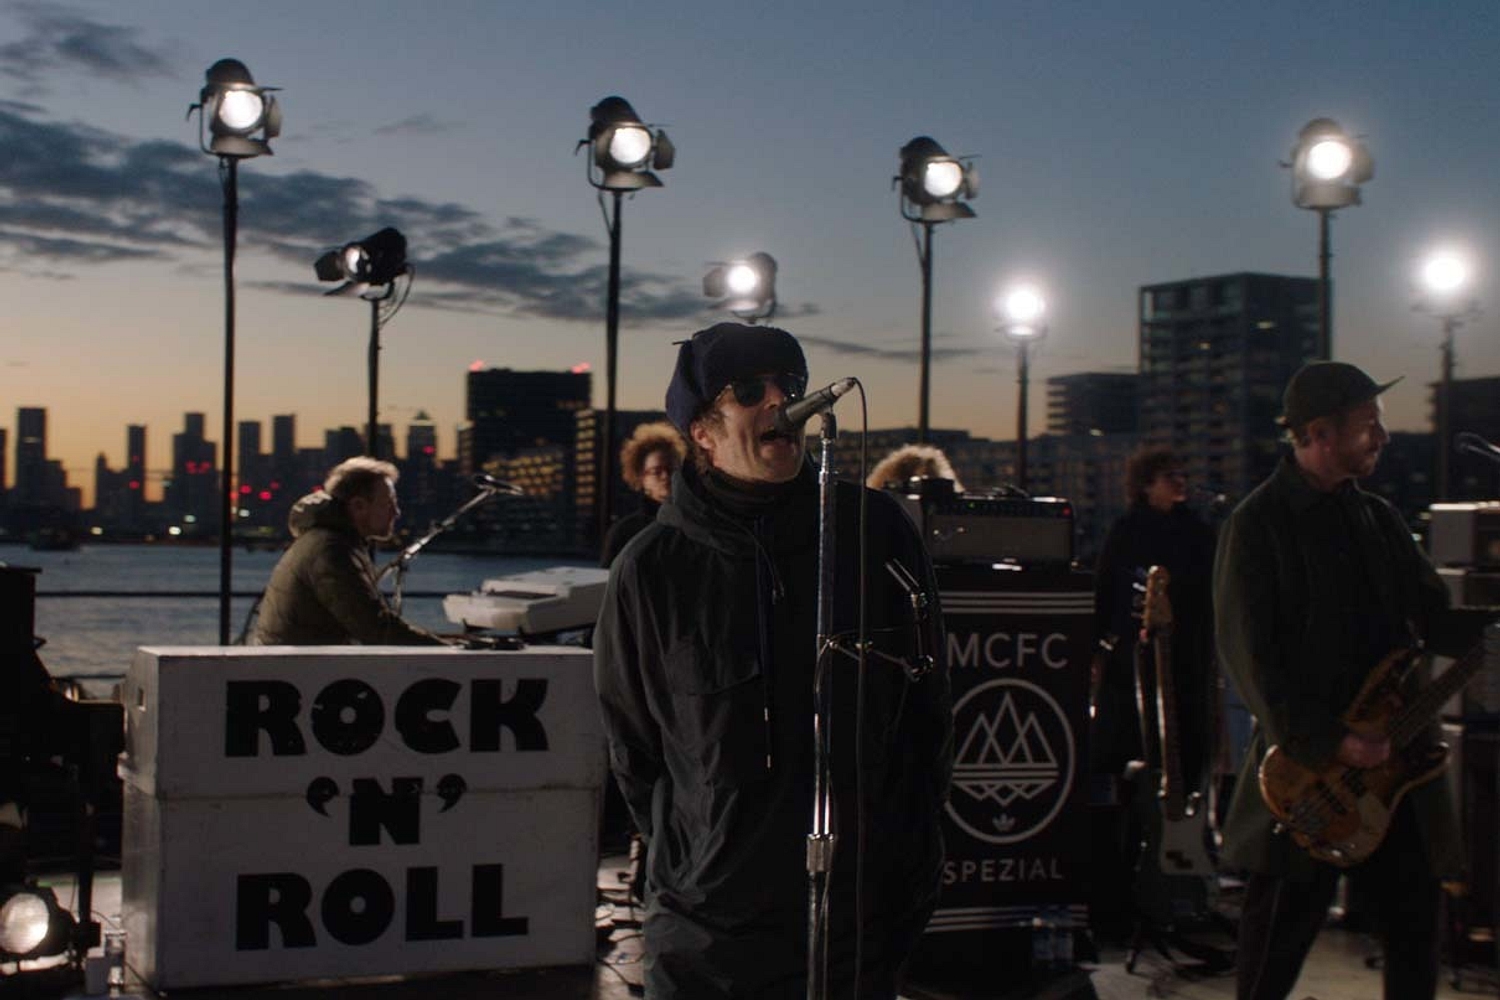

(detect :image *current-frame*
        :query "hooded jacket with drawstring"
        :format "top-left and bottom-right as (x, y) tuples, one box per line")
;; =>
(593, 461), (952, 999)
(253, 491), (446, 646)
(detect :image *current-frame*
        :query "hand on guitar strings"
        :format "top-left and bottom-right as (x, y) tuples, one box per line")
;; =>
(1336, 731), (1391, 769)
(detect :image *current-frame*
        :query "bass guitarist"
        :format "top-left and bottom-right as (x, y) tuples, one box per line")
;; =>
(1214, 361), (1478, 1000)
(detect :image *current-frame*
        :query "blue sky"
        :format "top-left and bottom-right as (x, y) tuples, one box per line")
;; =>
(2, 0), (1497, 499)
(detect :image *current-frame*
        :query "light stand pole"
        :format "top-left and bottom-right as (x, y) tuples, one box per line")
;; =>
(1439, 315), (1456, 499)
(1417, 250), (1480, 500)
(368, 297), (382, 459)
(1317, 208), (1332, 360)
(1016, 336), (1031, 489)
(190, 58), (280, 645)
(918, 222), (935, 441)
(896, 136), (976, 443)
(218, 157), (239, 645)
(997, 284), (1048, 493)
(579, 96), (672, 551)
(603, 190), (624, 548)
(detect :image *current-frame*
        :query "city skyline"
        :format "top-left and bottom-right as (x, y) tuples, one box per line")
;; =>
(3, 1), (1499, 498)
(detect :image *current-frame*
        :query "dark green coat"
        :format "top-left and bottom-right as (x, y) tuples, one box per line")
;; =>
(253, 492), (446, 646)
(1213, 456), (1461, 878)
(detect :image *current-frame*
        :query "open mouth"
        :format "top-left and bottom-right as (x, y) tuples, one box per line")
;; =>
(759, 428), (794, 444)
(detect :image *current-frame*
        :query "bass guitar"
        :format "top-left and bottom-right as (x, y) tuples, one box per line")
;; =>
(1258, 639), (1486, 867)
(1132, 565), (1215, 927)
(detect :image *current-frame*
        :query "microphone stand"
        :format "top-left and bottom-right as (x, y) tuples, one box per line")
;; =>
(377, 488), (502, 614)
(807, 409), (838, 1000)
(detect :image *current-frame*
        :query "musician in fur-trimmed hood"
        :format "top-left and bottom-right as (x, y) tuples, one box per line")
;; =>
(1214, 361), (1480, 1000)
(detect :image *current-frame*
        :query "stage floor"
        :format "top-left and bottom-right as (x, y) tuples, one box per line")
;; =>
(24, 858), (1496, 999)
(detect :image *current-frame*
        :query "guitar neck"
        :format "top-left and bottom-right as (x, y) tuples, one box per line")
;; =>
(1390, 643), (1486, 748)
(1152, 629), (1189, 815)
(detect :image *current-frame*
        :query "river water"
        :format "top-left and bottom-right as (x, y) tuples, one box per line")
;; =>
(4, 542), (590, 684)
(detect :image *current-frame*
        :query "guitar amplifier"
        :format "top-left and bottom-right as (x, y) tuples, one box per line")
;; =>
(921, 493), (1074, 566)
(1430, 502), (1500, 568)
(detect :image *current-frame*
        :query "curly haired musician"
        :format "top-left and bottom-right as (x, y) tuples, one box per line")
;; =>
(1214, 361), (1473, 1000)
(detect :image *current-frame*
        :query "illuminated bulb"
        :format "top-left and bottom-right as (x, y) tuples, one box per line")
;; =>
(1421, 253), (1468, 295)
(923, 160), (964, 199)
(216, 90), (264, 131)
(1003, 287), (1046, 324)
(725, 263), (760, 296)
(1306, 139), (1353, 181)
(343, 246), (367, 278)
(0, 893), (52, 956)
(608, 125), (652, 168)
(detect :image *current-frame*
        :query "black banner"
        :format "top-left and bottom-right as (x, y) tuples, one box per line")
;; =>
(927, 565), (1094, 934)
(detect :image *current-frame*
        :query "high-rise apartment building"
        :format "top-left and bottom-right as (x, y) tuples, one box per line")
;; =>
(123, 424), (147, 527)
(463, 368), (592, 474)
(166, 412), (217, 527)
(14, 407), (48, 507)
(464, 368), (592, 551)
(1045, 373), (1140, 436)
(399, 411), (443, 532)
(1138, 272), (1317, 502)
(238, 420), (263, 487)
(272, 415), (296, 470)
(325, 427), (365, 465)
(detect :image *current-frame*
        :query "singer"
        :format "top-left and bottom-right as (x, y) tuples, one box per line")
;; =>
(594, 323), (952, 999)
(254, 457), (449, 645)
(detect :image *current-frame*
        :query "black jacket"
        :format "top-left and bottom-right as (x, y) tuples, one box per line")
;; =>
(1091, 503), (1218, 787)
(600, 498), (660, 568)
(593, 463), (952, 998)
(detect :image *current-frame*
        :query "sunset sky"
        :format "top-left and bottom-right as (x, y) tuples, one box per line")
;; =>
(3, 0), (1498, 504)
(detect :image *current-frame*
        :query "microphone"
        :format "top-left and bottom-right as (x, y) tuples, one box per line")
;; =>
(472, 473), (525, 495)
(1193, 485), (1231, 510)
(1455, 431), (1500, 463)
(772, 377), (857, 435)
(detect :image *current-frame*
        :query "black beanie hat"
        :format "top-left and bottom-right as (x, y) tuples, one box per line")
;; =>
(665, 323), (807, 434)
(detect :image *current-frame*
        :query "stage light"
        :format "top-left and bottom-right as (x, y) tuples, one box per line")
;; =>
(896, 135), (977, 443)
(315, 227), (410, 297)
(999, 285), (1047, 337)
(704, 251), (778, 322)
(0, 884), (75, 961)
(583, 96), (673, 191)
(1290, 119), (1371, 206)
(1285, 118), (1373, 360)
(896, 136), (977, 223)
(190, 58), (281, 159)
(1420, 251), (1469, 297)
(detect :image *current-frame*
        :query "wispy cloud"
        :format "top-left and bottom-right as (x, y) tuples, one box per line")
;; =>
(0, 2), (176, 89)
(0, 104), (716, 323)
(797, 332), (979, 363)
(373, 114), (458, 137)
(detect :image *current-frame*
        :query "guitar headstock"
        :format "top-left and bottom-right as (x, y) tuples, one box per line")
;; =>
(1142, 564), (1173, 635)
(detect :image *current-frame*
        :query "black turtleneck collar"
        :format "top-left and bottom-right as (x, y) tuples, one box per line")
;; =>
(700, 464), (812, 521)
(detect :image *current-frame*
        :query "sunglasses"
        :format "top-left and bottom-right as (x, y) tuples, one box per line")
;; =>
(724, 372), (807, 408)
